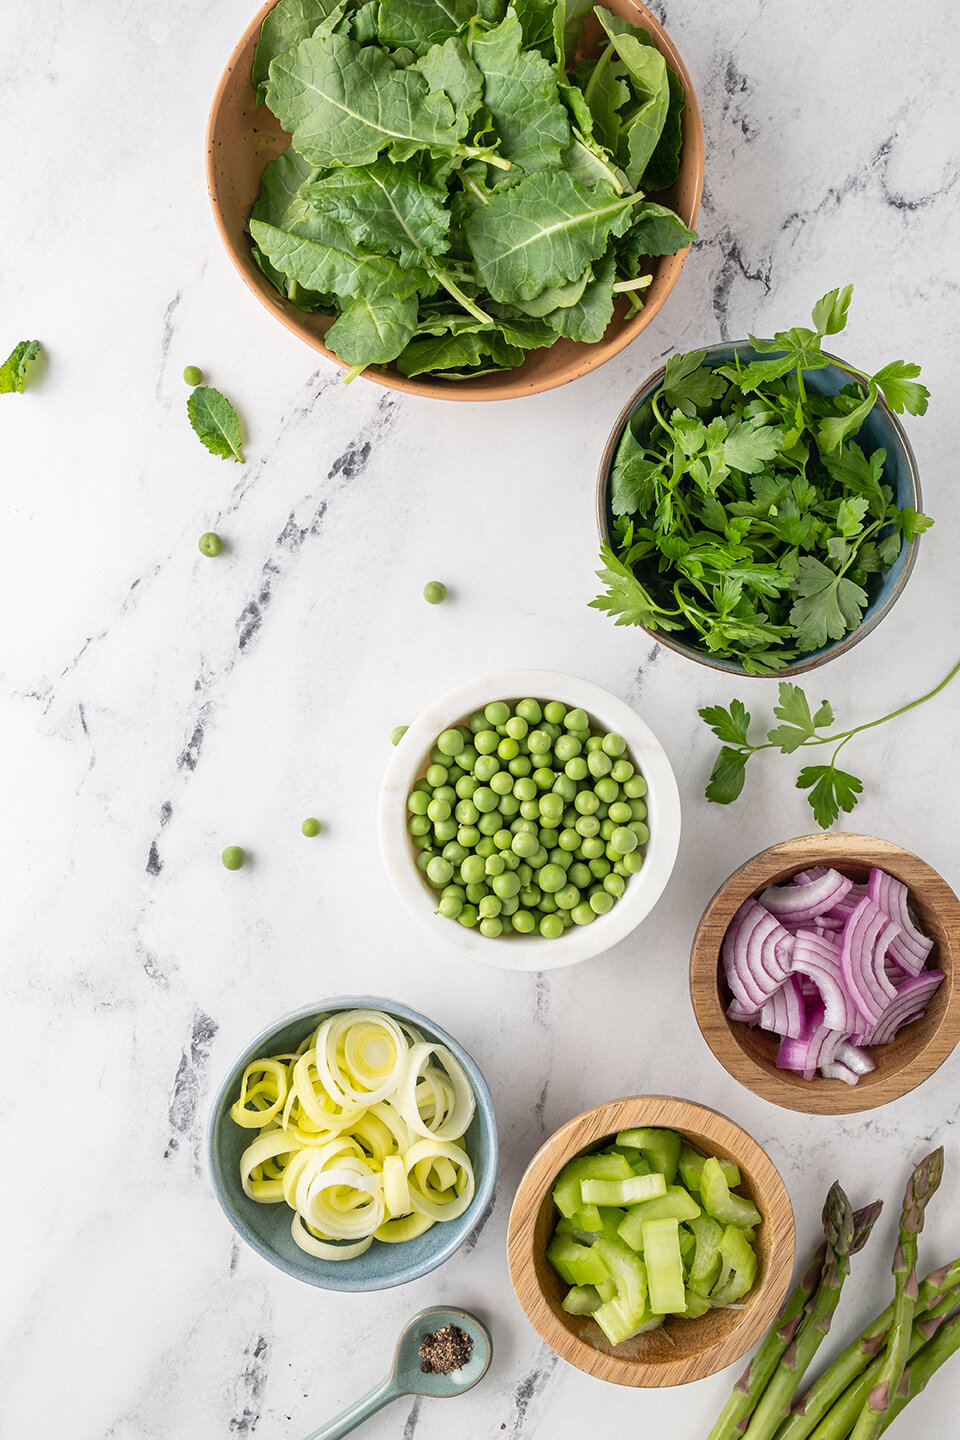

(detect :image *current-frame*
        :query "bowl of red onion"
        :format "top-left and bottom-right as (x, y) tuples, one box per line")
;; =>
(689, 834), (960, 1114)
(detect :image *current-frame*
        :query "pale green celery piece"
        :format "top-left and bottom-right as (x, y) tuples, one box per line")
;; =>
(596, 1277), (617, 1303)
(683, 1287), (713, 1319)
(553, 1153), (632, 1217)
(710, 1224), (757, 1305)
(678, 1224), (696, 1259)
(643, 1216), (687, 1314)
(547, 1234), (611, 1287)
(688, 1213), (724, 1294)
(593, 1236), (648, 1321)
(569, 1205), (602, 1232)
(593, 1295), (653, 1346)
(700, 1157), (761, 1228)
(680, 1142), (741, 1192)
(615, 1128), (682, 1183)
(618, 1187), (701, 1251)
(581, 1172), (666, 1207)
(562, 1284), (602, 1315)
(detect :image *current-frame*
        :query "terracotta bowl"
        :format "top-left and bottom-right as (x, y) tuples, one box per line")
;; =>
(506, 1095), (795, 1387)
(690, 834), (960, 1115)
(205, 0), (704, 400)
(595, 344), (923, 676)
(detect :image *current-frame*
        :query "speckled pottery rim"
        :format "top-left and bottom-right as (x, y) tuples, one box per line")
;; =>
(207, 996), (499, 1290)
(595, 343), (923, 676)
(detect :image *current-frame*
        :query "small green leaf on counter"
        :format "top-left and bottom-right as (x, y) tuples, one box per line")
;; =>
(1, 340), (43, 394)
(187, 386), (245, 462)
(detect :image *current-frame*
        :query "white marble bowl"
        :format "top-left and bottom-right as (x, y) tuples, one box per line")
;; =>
(378, 671), (681, 971)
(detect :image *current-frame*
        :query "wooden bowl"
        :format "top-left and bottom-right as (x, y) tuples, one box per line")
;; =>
(690, 834), (960, 1115)
(205, 0), (703, 401)
(506, 1095), (795, 1387)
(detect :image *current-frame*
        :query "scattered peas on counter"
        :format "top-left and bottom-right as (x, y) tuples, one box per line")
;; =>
(301, 818), (321, 837)
(406, 698), (649, 939)
(183, 365), (204, 386)
(221, 845), (246, 870)
(423, 581), (447, 605)
(198, 531), (223, 557)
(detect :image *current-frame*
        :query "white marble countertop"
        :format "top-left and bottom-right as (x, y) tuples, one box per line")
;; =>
(4, 1), (960, 1436)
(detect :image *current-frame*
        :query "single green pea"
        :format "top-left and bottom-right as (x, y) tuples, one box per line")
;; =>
(474, 729), (499, 756)
(456, 746), (478, 771)
(555, 733), (582, 762)
(611, 759), (634, 783)
(434, 819), (458, 843)
(458, 903), (479, 928)
(608, 801), (633, 824)
(585, 734), (604, 753)
(461, 854), (485, 885)
(568, 862), (590, 888)
(540, 913), (564, 938)
(599, 818), (616, 841)
(416, 850), (433, 872)
(564, 707), (589, 732)
(579, 836), (605, 860)
(575, 814), (600, 838)
(465, 881), (489, 903)
(527, 729), (552, 754)
(504, 716), (527, 741)
(408, 815), (431, 836)
(574, 790), (599, 816)
(408, 791), (430, 815)
(611, 826), (639, 854)
(539, 828), (560, 851)
(427, 856), (454, 887)
(590, 889), (615, 915)
(517, 862), (533, 885)
(473, 787), (498, 814)
(391, 725), (409, 746)
(490, 771), (513, 796)
(500, 894), (519, 916)
(589, 857), (611, 879)
(587, 750), (613, 778)
(475, 836), (497, 858)
(484, 853), (506, 877)
(493, 828), (513, 850)
(427, 797), (451, 823)
(543, 700), (567, 724)
(183, 365), (204, 386)
(508, 755), (531, 778)
(438, 895), (463, 918)
(621, 849), (644, 874)
(301, 817), (321, 837)
(198, 531), (223, 557)
(479, 894), (502, 919)
(479, 916), (503, 938)
(595, 777), (619, 804)
(520, 884), (542, 907)
(498, 793), (520, 818)
(532, 767), (555, 791)
(564, 757), (588, 782)
(539, 863), (566, 894)
(221, 845), (246, 870)
(601, 732), (626, 757)
(548, 848), (572, 871)
(604, 872), (626, 898)
(513, 909), (535, 934)
(630, 799), (648, 821)
(541, 721), (561, 741)
(527, 846), (549, 870)
(511, 830), (539, 858)
(624, 774), (648, 798)
(442, 842), (468, 865)
(493, 871), (521, 899)
(571, 901), (595, 926)
(520, 799), (541, 821)
(428, 745), (447, 766)
(437, 728), (464, 757)
(538, 793), (564, 825)
(558, 828), (580, 851)
(458, 825), (480, 848)
(425, 763), (448, 788)
(473, 754), (500, 783)
(468, 711), (487, 733)
(555, 883), (580, 911)
(502, 850), (520, 871)
(455, 800), (479, 826)
(423, 580), (447, 604)
(484, 700), (510, 726)
(442, 883), (466, 901)
(497, 736), (520, 761)
(632, 822), (650, 845)
(513, 776), (537, 802)
(477, 812), (501, 836)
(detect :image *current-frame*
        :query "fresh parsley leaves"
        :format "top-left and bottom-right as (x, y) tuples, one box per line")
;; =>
(594, 286), (933, 668)
(1, 340), (43, 394)
(698, 657), (960, 829)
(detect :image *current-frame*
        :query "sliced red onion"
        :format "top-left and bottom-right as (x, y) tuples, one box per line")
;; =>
(839, 897), (900, 1025)
(759, 976), (807, 1040)
(726, 997), (761, 1026)
(722, 899), (794, 1011)
(821, 1060), (861, 1085)
(857, 972), (945, 1046)
(791, 930), (860, 1034)
(760, 869), (853, 923)
(867, 868), (933, 975)
(826, 883), (868, 922)
(835, 1040), (875, 1076)
(793, 867), (828, 885)
(778, 1011), (845, 1079)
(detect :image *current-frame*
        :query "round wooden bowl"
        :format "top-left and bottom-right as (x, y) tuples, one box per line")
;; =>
(205, 0), (703, 401)
(506, 1095), (795, 1387)
(690, 834), (960, 1115)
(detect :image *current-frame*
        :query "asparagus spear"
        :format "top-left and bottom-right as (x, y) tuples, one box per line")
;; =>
(738, 1184), (856, 1440)
(775, 1257), (960, 1440)
(881, 1307), (960, 1430)
(849, 1148), (944, 1440)
(708, 1205), (882, 1440)
(803, 1289), (959, 1440)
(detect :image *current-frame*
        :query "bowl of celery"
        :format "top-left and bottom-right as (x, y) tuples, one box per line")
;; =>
(506, 1095), (794, 1386)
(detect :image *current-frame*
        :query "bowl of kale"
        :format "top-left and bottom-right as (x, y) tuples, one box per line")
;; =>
(206, 0), (703, 396)
(592, 286), (932, 676)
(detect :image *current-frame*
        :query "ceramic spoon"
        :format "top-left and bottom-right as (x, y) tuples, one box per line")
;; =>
(302, 1306), (492, 1440)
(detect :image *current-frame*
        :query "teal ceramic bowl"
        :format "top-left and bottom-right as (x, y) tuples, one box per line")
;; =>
(208, 996), (499, 1290)
(596, 342), (923, 676)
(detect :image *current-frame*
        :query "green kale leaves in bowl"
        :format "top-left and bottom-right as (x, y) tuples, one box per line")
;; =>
(592, 286), (932, 676)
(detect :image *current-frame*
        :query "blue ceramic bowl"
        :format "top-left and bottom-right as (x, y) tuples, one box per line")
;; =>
(596, 342), (923, 676)
(207, 996), (499, 1290)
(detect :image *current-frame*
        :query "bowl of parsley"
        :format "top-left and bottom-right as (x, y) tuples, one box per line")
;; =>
(592, 285), (930, 676)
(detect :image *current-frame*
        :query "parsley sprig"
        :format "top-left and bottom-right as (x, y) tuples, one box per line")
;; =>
(591, 286), (933, 672)
(699, 655), (960, 828)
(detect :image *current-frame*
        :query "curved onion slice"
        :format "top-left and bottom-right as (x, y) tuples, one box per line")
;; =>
(791, 930), (860, 1034)
(760, 869), (852, 925)
(722, 899), (794, 1010)
(759, 976), (806, 1040)
(839, 898), (900, 1026)
(867, 868), (934, 974)
(230, 1008), (477, 1260)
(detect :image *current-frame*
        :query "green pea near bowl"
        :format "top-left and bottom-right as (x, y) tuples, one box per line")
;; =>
(378, 670), (681, 972)
(594, 316), (928, 677)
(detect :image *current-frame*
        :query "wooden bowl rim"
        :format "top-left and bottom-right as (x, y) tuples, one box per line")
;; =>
(689, 833), (960, 1115)
(204, 0), (704, 401)
(506, 1094), (795, 1387)
(593, 345), (923, 677)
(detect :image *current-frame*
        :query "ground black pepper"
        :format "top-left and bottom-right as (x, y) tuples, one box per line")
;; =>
(418, 1324), (473, 1375)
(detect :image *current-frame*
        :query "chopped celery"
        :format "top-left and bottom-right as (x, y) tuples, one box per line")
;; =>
(688, 1213), (724, 1295)
(643, 1217), (687, 1314)
(710, 1224), (758, 1305)
(616, 1128), (682, 1183)
(683, 1286), (713, 1319)
(562, 1284), (603, 1315)
(678, 1224), (696, 1259)
(581, 1172), (667, 1207)
(679, 1142), (740, 1192)
(699, 1157), (761, 1228)
(553, 1153), (633, 1218)
(596, 1277), (616, 1302)
(547, 1235), (611, 1287)
(606, 1144), (646, 1167)
(596, 1206), (627, 1239)
(593, 1236), (648, 1320)
(617, 1186), (701, 1251)
(593, 1295), (653, 1346)
(569, 1205), (602, 1232)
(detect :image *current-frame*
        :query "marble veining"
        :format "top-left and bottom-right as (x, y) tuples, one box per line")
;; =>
(3, 0), (960, 1436)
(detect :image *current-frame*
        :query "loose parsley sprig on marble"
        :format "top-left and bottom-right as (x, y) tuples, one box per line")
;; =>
(591, 286), (933, 673)
(699, 656), (960, 828)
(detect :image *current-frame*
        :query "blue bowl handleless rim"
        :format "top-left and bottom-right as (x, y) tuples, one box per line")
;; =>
(595, 342), (923, 677)
(207, 995), (500, 1291)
